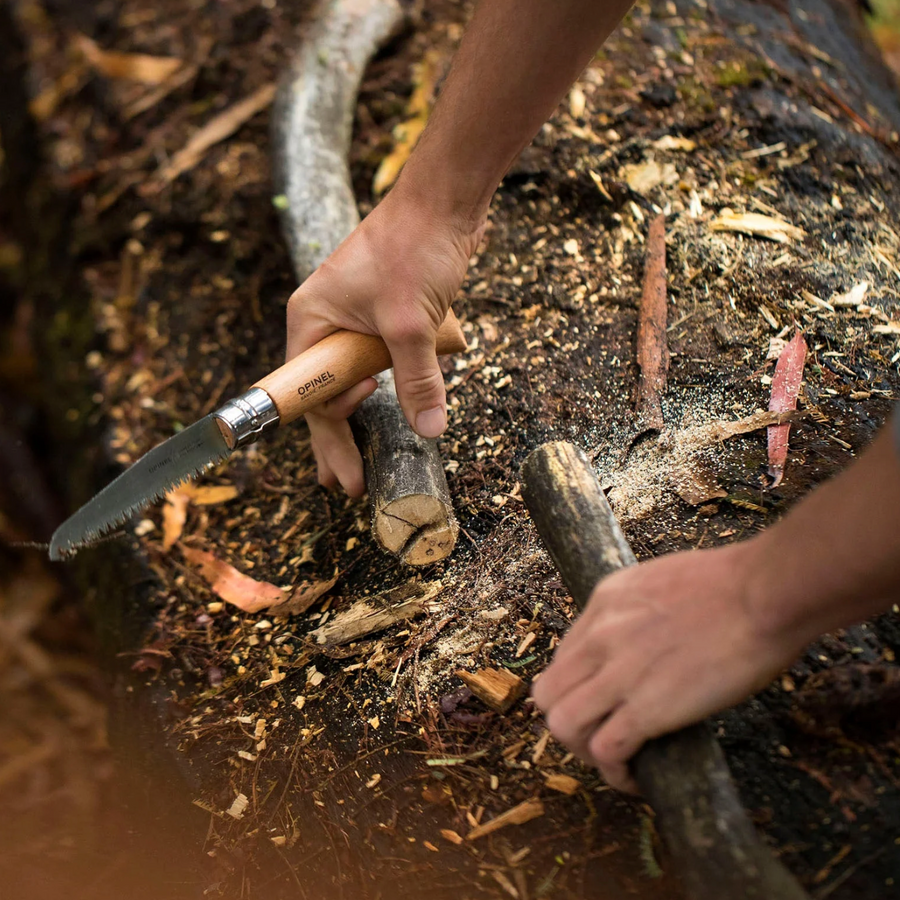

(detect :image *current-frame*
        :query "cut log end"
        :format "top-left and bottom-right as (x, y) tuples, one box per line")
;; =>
(355, 371), (458, 566)
(374, 493), (458, 565)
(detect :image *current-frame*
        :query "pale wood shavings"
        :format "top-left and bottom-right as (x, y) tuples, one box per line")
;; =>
(710, 209), (805, 243)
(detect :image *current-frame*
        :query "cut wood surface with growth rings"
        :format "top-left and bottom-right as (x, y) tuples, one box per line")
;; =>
(521, 441), (811, 900)
(272, 0), (459, 563)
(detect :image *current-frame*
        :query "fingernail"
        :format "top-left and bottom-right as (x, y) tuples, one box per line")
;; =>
(415, 406), (446, 438)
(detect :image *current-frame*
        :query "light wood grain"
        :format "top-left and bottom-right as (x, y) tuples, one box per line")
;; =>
(254, 310), (466, 424)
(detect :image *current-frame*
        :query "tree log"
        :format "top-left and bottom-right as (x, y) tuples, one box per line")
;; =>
(353, 370), (459, 564)
(521, 440), (810, 900)
(271, 0), (458, 564)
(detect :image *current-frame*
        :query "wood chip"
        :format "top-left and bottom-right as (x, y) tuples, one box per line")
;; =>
(466, 799), (545, 841)
(457, 667), (526, 713)
(544, 773), (581, 795)
(830, 281), (869, 307)
(652, 134), (696, 152)
(311, 581), (442, 646)
(225, 792), (249, 819)
(710, 210), (805, 243)
(515, 631), (536, 658)
(531, 729), (551, 764)
(620, 159), (678, 193)
(156, 83), (276, 185)
(440, 829), (464, 845)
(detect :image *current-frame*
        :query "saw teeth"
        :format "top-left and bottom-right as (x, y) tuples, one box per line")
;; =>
(49, 416), (230, 560)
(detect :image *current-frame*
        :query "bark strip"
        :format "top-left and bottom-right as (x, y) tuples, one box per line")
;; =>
(636, 213), (668, 432)
(521, 441), (811, 900)
(271, 0), (458, 565)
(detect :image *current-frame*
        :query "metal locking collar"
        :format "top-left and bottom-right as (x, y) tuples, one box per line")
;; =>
(213, 387), (280, 449)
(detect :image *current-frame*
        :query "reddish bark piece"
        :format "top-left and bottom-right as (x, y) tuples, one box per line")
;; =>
(161, 489), (190, 551)
(636, 213), (668, 431)
(182, 547), (286, 613)
(767, 331), (808, 487)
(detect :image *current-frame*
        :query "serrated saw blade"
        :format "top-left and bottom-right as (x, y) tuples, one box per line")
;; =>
(49, 415), (231, 560)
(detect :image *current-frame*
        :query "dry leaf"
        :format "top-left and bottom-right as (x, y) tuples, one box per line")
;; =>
(710, 210), (805, 243)
(652, 134), (696, 152)
(156, 83), (276, 184)
(831, 281), (869, 307)
(162, 489), (190, 550)
(620, 159), (678, 194)
(183, 546), (286, 613)
(373, 53), (439, 195)
(672, 461), (728, 506)
(268, 573), (338, 617)
(768, 331), (808, 487)
(466, 799), (544, 840)
(76, 34), (182, 84)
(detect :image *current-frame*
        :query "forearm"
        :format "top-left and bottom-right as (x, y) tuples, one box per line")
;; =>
(396, 0), (634, 227)
(749, 416), (900, 643)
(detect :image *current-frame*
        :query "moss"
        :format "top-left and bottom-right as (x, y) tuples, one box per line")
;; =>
(615, 74), (634, 89)
(715, 57), (772, 88)
(678, 75), (716, 114)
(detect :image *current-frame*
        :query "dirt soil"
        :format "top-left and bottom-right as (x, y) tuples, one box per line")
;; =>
(5, 0), (900, 898)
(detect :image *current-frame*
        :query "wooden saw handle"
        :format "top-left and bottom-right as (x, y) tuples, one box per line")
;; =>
(254, 310), (467, 425)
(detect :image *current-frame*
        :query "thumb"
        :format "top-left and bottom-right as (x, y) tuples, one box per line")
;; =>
(384, 322), (447, 439)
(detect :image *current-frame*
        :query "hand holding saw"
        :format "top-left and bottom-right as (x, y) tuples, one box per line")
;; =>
(49, 312), (467, 560)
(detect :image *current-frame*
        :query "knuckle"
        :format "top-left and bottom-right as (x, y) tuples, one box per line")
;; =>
(398, 369), (443, 403)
